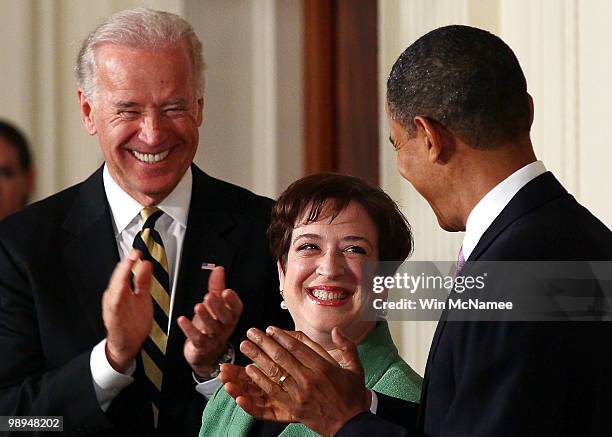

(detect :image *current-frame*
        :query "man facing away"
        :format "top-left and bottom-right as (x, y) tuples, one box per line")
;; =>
(221, 25), (612, 437)
(0, 8), (290, 436)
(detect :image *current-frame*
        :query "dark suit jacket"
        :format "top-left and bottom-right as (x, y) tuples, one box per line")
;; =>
(338, 172), (612, 437)
(0, 165), (292, 436)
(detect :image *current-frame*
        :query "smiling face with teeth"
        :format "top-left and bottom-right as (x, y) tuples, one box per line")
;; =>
(278, 202), (378, 349)
(78, 39), (203, 206)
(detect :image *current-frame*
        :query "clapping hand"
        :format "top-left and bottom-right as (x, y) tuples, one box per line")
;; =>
(177, 267), (243, 377)
(102, 249), (153, 373)
(221, 326), (370, 437)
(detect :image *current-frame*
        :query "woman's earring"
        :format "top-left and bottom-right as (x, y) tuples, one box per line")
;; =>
(280, 290), (288, 310)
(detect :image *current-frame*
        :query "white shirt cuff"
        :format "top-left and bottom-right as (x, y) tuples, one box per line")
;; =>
(369, 389), (378, 414)
(194, 375), (223, 399)
(90, 339), (136, 411)
(193, 343), (236, 399)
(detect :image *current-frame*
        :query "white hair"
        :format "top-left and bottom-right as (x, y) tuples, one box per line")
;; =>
(75, 8), (206, 99)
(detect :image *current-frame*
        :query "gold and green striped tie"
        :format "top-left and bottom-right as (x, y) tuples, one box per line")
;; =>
(132, 206), (170, 427)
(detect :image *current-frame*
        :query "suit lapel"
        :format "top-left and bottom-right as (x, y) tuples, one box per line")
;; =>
(418, 172), (568, 428)
(61, 167), (119, 338)
(169, 166), (237, 324)
(164, 166), (238, 376)
(468, 172), (567, 263)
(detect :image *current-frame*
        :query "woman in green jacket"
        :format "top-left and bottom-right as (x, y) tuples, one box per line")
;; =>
(200, 173), (422, 436)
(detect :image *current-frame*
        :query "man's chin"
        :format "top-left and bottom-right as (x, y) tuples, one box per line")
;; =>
(126, 182), (175, 205)
(133, 172), (182, 194)
(435, 214), (465, 232)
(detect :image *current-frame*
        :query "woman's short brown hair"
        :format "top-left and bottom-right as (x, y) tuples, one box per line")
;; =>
(268, 173), (413, 270)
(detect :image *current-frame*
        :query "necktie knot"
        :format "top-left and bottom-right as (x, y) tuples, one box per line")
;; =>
(140, 207), (163, 229)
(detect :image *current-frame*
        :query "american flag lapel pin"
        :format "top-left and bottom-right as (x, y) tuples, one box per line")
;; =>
(201, 262), (216, 270)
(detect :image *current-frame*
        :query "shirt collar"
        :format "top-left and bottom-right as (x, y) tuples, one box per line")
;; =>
(462, 160), (546, 260)
(103, 164), (192, 235)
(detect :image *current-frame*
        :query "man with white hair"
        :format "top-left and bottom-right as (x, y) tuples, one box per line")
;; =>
(0, 8), (289, 436)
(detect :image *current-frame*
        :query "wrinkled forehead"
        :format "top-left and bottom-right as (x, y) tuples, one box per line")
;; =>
(96, 39), (195, 75)
(92, 42), (199, 100)
(94, 40), (193, 72)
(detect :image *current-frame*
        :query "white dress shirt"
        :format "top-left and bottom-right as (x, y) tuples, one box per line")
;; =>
(90, 165), (220, 411)
(374, 162), (546, 417)
(462, 161), (547, 261)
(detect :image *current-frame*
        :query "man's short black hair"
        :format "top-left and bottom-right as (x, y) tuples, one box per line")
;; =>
(0, 120), (32, 171)
(387, 25), (530, 149)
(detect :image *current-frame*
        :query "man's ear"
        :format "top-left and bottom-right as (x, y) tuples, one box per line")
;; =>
(196, 96), (204, 127)
(414, 116), (443, 163)
(77, 89), (97, 135)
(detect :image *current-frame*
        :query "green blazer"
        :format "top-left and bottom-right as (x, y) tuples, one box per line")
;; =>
(200, 322), (422, 437)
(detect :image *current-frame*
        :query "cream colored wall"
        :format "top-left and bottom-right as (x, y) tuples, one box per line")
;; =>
(379, 0), (612, 376)
(0, 0), (302, 202)
(186, 0), (303, 198)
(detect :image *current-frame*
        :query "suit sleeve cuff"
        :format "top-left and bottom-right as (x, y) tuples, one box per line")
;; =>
(90, 339), (135, 411)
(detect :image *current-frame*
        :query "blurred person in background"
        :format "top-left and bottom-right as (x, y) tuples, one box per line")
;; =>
(0, 120), (34, 220)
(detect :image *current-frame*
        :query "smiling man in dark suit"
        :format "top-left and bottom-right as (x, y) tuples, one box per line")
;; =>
(220, 25), (612, 436)
(0, 8), (289, 436)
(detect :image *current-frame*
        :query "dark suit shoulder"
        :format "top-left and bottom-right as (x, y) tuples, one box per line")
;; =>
(0, 168), (110, 273)
(513, 191), (610, 236)
(0, 180), (84, 244)
(488, 192), (612, 261)
(190, 169), (274, 229)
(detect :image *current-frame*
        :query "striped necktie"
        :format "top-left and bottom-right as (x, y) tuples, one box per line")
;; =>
(132, 207), (170, 427)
